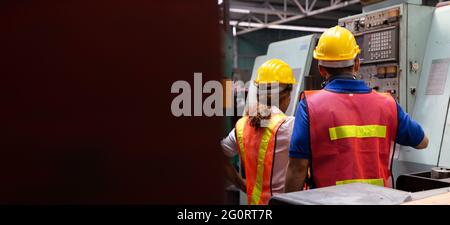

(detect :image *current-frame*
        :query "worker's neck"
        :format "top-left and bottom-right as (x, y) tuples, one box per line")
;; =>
(322, 73), (356, 89)
(326, 73), (356, 81)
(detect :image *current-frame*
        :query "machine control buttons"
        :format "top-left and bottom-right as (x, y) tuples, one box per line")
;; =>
(366, 29), (396, 61)
(340, 7), (400, 102)
(340, 7), (399, 33)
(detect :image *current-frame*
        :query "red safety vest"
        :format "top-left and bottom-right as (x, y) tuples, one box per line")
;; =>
(304, 90), (398, 188)
(235, 113), (287, 205)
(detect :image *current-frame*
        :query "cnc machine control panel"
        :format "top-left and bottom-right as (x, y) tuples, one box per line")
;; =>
(339, 7), (400, 100)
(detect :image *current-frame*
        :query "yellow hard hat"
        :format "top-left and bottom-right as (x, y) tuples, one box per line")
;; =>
(255, 59), (296, 84)
(313, 26), (360, 67)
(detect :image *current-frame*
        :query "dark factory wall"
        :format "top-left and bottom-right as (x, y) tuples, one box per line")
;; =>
(0, 0), (224, 204)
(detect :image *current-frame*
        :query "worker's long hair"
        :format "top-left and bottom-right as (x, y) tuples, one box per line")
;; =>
(245, 83), (292, 128)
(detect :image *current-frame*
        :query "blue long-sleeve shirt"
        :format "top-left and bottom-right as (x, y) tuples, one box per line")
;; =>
(289, 79), (425, 159)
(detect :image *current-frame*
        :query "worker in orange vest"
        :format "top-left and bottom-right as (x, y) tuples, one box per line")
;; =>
(285, 26), (429, 191)
(221, 59), (296, 205)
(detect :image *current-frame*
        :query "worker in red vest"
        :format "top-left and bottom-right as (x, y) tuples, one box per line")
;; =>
(222, 59), (296, 205)
(285, 26), (429, 192)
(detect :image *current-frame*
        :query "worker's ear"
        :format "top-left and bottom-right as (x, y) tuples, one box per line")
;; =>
(318, 65), (328, 78)
(353, 58), (360, 74)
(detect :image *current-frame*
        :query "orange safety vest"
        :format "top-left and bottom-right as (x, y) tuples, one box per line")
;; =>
(304, 90), (398, 188)
(235, 113), (287, 205)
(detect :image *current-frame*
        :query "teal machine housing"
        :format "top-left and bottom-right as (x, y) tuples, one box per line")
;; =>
(397, 4), (450, 170)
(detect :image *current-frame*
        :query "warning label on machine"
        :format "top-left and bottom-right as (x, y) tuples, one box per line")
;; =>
(426, 58), (450, 95)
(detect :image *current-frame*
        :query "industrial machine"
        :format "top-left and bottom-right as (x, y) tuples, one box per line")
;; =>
(395, 2), (450, 191)
(339, 0), (434, 113)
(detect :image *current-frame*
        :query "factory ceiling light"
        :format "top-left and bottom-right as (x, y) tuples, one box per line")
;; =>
(229, 8), (251, 13)
(229, 20), (327, 33)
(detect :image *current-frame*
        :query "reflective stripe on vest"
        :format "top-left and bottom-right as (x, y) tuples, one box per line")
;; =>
(235, 113), (287, 205)
(235, 119), (246, 165)
(329, 125), (387, 141)
(336, 178), (384, 187)
(304, 90), (398, 189)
